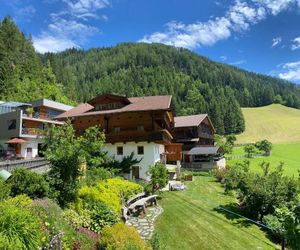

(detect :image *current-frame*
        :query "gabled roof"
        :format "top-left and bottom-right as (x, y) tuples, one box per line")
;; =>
(55, 103), (94, 119)
(88, 93), (131, 106)
(174, 114), (208, 128)
(57, 95), (172, 118)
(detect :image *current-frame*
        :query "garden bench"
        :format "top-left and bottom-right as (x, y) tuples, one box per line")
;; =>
(127, 195), (158, 215)
(126, 192), (146, 207)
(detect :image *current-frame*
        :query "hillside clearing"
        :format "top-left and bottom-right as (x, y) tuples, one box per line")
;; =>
(236, 104), (300, 144)
(155, 174), (277, 250)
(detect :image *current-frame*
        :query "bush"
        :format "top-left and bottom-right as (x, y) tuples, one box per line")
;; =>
(79, 178), (143, 213)
(224, 162), (300, 219)
(148, 163), (169, 192)
(32, 198), (95, 249)
(63, 208), (92, 230)
(8, 168), (49, 199)
(87, 202), (119, 233)
(0, 179), (11, 201)
(211, 167), (229, 183)
(99, 178), (144, 200)
(99, 223), (150, 250)
(84, 167), (114, 186)
(255, 140), (273, 156)
(0, 197), (44, 249)
(243, 144), (256, 158)
(79, 185), (121, 213)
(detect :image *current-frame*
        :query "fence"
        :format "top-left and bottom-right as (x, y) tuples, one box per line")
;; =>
(181, 158), (226, 171)
(225, 153), (265, 160)
(0, 158), (51, 173)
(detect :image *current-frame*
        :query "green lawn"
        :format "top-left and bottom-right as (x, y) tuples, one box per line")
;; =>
(236, 104), (300, 144)
(155, 175), (278, 250)
(227, 143), (300, 176)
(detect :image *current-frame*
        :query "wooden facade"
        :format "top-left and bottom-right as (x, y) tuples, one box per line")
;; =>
(174, 116), (215, 151)
(65, 94), (183, 161)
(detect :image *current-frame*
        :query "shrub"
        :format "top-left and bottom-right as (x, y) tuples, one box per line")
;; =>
(79, 178), (143, 213)
(211, 167), (229, 183)
(8, 168), (49, 199)
(63, 208), (92, 230)
(224, 162), (300, 219)
(255, 140), (273, 156)
(87, 202), (119, 233)
(79, 185), (121, 213)
(0, 233), (23, 249)
(99, 178), (143, 200)
(84, 167), (114, 186)
(243, 144), (256, 158)
(0, 179), (11, 201)
(0, 197), (44, 249)
(148, 163), (169, 192)
(32, 198), (95, 249)
(99, 223), (150, 250)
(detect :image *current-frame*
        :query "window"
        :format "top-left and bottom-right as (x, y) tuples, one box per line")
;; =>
(137, 125), (144, 131)
(7, 119), (16, 130)
(137, 146), (144, 155)
(114, 127), (121, 132)
(117, 146), (123, 155)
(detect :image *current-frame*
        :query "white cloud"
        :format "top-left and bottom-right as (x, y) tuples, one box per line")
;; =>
(220, 55), (227, 61)
(48, 17), (98, 38)
(254, 0), (294, 15)
(33, 0), (109, 53)
(63, 0), (109, 17)
(291, 37), (300, 50)
(33, 34), (78, 53)
(278, 61), (300, 81)
(272, 37), (282, 47)
(140, 0), (300, 49)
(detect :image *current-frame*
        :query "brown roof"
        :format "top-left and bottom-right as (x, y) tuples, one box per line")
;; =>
(56, 103), (94, 119)
(6, 138), (27, 144)
(57, 95), (172, 118)
(174, 114), (208, 128)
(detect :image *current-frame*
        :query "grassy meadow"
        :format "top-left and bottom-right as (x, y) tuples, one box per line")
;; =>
(227, 143), (300, 176)
(155, 174), (278, 250)
(236, 104), (300, 144)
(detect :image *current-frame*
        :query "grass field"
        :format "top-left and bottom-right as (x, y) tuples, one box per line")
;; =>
(236, 104), (300, 144)
(155, 175), (278, 250)
(227, 143), (300, 176)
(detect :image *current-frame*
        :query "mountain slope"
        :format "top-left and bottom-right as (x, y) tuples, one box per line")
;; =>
(236, 104), (300, 143)
(43, 43), (300, 134)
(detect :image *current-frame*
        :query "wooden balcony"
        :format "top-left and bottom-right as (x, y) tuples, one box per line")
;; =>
(106, 129), (173, 144)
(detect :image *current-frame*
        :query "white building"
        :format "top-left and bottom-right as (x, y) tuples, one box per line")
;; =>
(0, 99), (73, 159)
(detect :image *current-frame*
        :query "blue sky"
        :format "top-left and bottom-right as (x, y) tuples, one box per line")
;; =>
(1, 0), (300, 83)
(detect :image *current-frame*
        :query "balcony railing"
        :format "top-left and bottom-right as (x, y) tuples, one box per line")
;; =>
(106, 129), (173, 144)
(22, 112), (52, 120)
(22, 128), (47, 136)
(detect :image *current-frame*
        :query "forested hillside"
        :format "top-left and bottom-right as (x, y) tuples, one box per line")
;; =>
(0, 17), (72, 104)
(1, 17), (300, 135)
(43, 43), (300, 134)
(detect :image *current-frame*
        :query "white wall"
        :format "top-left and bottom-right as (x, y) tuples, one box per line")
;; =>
(103, 142), (165, 180)
(20, 139), (43, 158)
(0, 110), (21, 139)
